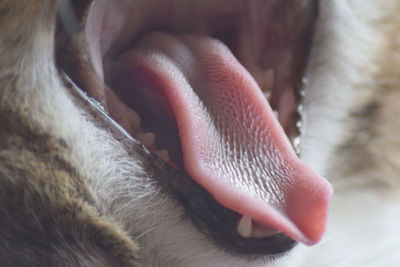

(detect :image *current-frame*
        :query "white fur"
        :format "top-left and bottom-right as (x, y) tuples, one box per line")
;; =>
(301, 0), (385, 174)
(297, 1), (400, 266)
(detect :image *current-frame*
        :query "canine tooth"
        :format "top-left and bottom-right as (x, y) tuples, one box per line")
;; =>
(237, 215), (252, 238)
(273, 110), (279, 119)
(154, 149), (171, 163)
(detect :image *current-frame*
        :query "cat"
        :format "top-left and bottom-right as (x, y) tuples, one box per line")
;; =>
(0, 0), (399, 266)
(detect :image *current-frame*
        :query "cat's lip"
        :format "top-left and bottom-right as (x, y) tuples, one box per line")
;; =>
(56, 0), (328, 256)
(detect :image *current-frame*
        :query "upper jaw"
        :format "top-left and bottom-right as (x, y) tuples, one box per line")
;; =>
(60, 0), (318, 139)
(56, 0), (321, 256)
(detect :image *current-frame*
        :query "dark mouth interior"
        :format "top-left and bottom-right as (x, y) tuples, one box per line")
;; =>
(105, 3), (316, 160)
(56, 0), (319, 256)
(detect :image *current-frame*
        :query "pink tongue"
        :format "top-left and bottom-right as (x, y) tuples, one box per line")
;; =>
(115, 32), (333, 245)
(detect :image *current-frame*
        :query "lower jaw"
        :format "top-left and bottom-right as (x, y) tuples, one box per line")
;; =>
(63, 72), (299, 256)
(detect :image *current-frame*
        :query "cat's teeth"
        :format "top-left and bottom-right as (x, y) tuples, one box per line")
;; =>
(237, 215), (279, 238)
(264, 91), (272, 100)
(237, 215), (253, 238)
(252, 228), (280, 238)
(137, 132), (156, 149)
(293, 136), (301, 155)
(154, 149), (171, 164)
(296, 120), (303, 132)
(273, 110), (279, 119)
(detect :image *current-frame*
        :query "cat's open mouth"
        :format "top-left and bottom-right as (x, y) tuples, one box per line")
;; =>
(56, 0), (332, 256)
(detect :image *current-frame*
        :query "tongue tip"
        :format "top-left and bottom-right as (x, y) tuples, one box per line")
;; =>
(298, 216), (329, 246)
(297, 212), (330, 245)
(286, 173), (333, 245)
(185, 158), (333, 244)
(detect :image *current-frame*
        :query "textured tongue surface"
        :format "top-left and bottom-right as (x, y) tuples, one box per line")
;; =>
(114, 32), (333, 244)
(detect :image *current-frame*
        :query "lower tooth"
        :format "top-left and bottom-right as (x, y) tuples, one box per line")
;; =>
(154, 149), (171, 164)
(237, 216), (280, 239)
(120, 118), (133, 135)
(237, 215), (252, 238)
(252, 228), (280, 238)
(137, 132), (156, 148)
(264, 91), (272, 100)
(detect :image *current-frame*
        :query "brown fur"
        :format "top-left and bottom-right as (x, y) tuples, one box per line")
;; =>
(334, 5), (400, 191)
(0, 99), (141, 267)
(0, 0), (141, 266)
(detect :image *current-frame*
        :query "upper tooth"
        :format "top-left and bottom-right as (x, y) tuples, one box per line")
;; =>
(301, 77), (308, 86)
(296, 120), (303, 130)
(297, 103), (304, 114)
